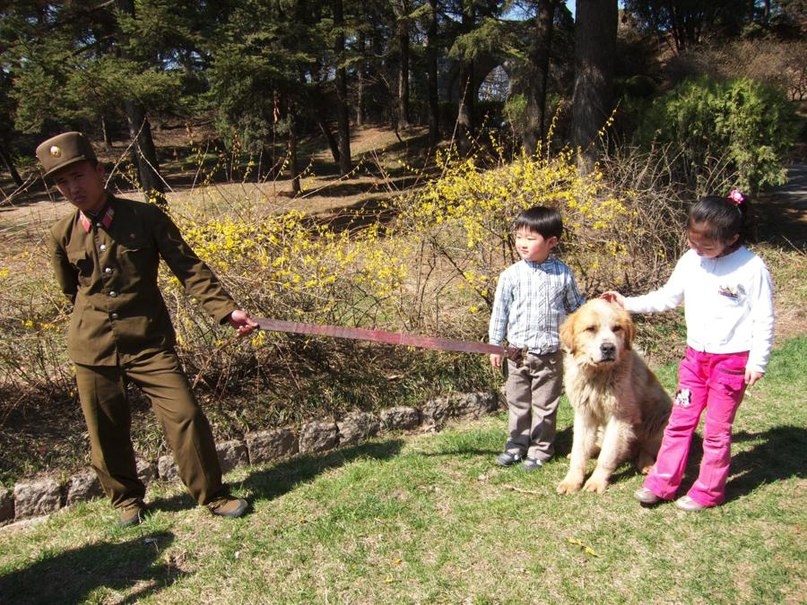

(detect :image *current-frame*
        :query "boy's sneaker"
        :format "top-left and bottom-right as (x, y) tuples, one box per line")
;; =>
(118, 501), (148, 527)
(496, 451), (523, 467)
(522, 457), (543, 471)
(208, 497), (249, 518)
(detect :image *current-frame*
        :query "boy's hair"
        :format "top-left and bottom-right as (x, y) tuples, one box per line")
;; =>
(688, 193), (753, 244)
(513, 206), (563, 240)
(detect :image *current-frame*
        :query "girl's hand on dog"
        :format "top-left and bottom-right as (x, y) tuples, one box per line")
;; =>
(600, 291), (625, 307)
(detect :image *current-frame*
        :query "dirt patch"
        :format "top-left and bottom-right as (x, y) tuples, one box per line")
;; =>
(755, 163), (807, 252)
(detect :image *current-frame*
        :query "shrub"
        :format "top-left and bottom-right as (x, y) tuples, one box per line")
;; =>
(637, 77), (798, 193)
(392, 145), (641, 307)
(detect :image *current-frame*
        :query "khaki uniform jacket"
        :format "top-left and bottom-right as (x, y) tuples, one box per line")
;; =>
(48, 195), (238, 366)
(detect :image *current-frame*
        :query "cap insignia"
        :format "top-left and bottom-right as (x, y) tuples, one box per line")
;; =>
(49, 146), (62, 158)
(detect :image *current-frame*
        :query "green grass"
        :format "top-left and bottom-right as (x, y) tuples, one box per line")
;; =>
(1, 337), (805, 604)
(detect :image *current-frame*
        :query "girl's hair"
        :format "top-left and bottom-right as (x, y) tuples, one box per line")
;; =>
(513, 206), (563, 240)
(688, 191), (754, 244)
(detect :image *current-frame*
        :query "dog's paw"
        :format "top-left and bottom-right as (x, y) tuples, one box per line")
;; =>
(582, 477), (609, 494)
(636, 452), (657, 475)
(557, 477), (583, 494)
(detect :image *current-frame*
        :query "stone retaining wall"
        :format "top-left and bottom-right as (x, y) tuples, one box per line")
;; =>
(0, 391), (500, 525)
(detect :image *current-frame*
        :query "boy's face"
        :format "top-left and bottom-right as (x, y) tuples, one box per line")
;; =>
(514, 227), (558, 263)
(53, 160), (107, 215)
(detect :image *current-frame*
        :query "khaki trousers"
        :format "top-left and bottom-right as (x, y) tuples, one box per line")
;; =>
(74, 348), (227, 509)
(503, 350), (563, 462)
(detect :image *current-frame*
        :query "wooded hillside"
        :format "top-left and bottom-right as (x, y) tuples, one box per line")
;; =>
(1, 0), (805, 202)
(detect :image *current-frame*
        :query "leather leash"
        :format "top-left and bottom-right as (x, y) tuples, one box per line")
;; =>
(253, 317), (505, 356)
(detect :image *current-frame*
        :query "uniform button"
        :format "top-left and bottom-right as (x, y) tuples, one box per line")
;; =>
(99, 244), (107, 251)
(110, 313), (119, 320)
(109, 291), (118, 298)
(104, 267), (113, 274)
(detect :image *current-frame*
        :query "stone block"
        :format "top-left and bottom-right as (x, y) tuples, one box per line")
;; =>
(66, 470), (104, 505)
(337, 412), (381, 446)
(158, 455), (180, 482)
(0, 486), (14, 523)
(299, 421), (338, 454)
(216, 439), (249, 474)
(379, 406), (421, 431)
(245, 427), (298, 465)
(13, 478), (62, 519)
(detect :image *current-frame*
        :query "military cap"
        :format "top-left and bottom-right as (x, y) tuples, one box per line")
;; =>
(36, 131), (97, 177)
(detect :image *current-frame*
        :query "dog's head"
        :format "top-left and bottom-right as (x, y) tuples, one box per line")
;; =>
(560, 299), (635, 369)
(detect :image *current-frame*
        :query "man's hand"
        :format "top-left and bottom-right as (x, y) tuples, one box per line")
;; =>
(228, 309), (259, 337)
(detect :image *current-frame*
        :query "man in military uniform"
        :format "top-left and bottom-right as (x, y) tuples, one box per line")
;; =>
(37, 131), (258, 526)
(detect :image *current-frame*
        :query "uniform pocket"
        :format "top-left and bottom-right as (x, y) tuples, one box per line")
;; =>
(117, 236), (152, 254)
(117, 237), (156, 275)
(66, 249), (93, 285)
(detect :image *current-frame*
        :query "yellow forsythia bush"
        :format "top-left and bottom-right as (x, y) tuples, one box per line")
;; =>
(167, 143), (641, 350)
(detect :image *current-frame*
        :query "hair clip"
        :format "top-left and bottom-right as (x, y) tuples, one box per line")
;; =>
(727, 189), (745, 204)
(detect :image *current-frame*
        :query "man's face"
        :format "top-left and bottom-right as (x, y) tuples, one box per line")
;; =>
(53, 161), (106, 214)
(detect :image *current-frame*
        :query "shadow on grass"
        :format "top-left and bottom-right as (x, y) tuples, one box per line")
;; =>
(726, 425), (807, 499)
(608, 425), (806, 500)
(661, 426), (806, 502)
(0, 530), (180, 604)
(241, 438), (406, 502)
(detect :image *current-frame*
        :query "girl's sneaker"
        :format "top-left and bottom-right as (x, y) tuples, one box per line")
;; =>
(634, 487), (661, 505)
(675, 495), (707, 512)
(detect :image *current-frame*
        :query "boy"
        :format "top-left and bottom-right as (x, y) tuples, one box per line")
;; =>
(488, 206), (584, 470)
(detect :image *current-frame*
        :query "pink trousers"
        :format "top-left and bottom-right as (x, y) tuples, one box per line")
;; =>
(643, 347), (749, 507)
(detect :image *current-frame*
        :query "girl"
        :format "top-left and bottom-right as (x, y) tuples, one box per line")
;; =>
(603, 191), (774, 511)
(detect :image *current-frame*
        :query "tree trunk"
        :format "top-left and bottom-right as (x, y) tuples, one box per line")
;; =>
(426, 0), (440, 147)
(356, 32), (366, 127)
(397, 2), (411, 131)
(523, 0), (559, 156)
(115, 0), (166, 204)
(572, 0), (617, 174)
(125, 101), (167, 206)
(101, 116), (112, 152)
(288, 108), (301, 195)
(333, 0), (352, 176)
(455, 4), (476, 155)
(0, 143), (23, 188)
(318, 120), (341, 164)
(456, 62), (474, 155)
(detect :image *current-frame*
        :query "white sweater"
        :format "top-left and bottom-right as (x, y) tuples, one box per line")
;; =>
(624, 246), (775, 374)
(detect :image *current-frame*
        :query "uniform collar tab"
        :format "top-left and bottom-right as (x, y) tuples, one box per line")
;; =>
(79, 203), (115, 232)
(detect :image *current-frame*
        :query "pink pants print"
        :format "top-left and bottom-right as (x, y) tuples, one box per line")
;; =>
(644, 347), (749, 507)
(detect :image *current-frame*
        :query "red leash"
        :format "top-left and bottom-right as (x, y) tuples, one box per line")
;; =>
(253, 317), (504, 355)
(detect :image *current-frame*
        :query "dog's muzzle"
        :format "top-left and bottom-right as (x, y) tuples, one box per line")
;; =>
(597, 342), (617, 362)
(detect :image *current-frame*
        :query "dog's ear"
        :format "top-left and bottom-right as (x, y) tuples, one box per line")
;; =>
(621, 311), (636, 350)
(560, 311), (576, 352)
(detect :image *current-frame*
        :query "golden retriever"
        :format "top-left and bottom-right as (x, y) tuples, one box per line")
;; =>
(556, 298), (672, 494)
